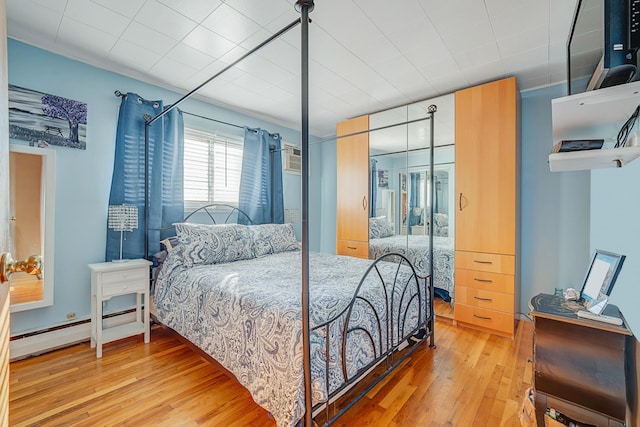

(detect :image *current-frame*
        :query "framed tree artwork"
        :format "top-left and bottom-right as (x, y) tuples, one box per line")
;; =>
(8, 84), (87, 150)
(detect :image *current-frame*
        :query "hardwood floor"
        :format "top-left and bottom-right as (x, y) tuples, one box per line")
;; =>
(9, 273), (43, 305)
(9, 319), (533, 426)
(434, 299), (454, 319)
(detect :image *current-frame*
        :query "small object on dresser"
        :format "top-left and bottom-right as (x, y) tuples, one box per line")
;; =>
(563, 287), (579, 300)
(576, 310), (623, 325)
(551, 139), (604, 153)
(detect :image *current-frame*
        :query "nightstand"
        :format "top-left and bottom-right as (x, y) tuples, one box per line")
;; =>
(88, 259), (152, 358)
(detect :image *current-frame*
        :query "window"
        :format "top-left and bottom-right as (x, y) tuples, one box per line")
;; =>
(183, 128), (243, 207)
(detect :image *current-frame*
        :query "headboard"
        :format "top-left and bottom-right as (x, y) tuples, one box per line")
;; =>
(183, 203), (255, 225)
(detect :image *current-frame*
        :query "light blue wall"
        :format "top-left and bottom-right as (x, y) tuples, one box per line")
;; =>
(310, 139), (336, 253)
(520, 84), (591, 312)
(8, 39), (304, 334)
(591, 161), (640, 335)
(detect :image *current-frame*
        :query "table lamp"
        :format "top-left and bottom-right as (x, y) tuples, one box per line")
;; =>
(108, 204), (138, 262)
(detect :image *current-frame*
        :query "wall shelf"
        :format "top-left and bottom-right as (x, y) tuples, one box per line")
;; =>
(551, 80), (640, 172)
(549, 146), (640, 172)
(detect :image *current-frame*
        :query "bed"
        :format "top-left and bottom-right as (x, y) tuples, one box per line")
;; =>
(368, 217), (454, 302)
(153, 218), (433, 426)
(140, 3), (438, 425)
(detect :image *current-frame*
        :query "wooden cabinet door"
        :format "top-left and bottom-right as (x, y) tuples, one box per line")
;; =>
(336, 115), (369, 243)
(455, 77), (517, 255)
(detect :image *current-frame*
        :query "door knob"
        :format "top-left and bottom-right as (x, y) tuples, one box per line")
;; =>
(0, 252), (42, 282)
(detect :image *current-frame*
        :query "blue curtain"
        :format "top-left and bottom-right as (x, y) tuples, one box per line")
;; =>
(409, 172), (421, 227)
(369, 159), (377, 217)
(238, 127), (284, 224)
(106, 93), (184, 261)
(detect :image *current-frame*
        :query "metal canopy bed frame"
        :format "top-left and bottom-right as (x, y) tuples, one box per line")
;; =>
(137, 1), (437, 425)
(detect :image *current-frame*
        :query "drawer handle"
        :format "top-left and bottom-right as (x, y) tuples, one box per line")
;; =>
(473, 314), (492, 320)
(473, 260), (493, 264)
(347, 246), (357, 250)
(459, 192), (463, 211)
(362, 196), (367, 211)
(474, 278), (493, 283)
(474, 296), (493, 302)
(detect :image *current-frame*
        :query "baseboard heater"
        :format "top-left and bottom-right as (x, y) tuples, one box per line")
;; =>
(10, 308), (143, 361)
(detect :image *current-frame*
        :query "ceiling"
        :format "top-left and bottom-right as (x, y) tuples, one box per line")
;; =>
(6, 0), (578, 137)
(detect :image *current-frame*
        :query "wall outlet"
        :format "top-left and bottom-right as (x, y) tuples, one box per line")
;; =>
(66, 313), (76, 321)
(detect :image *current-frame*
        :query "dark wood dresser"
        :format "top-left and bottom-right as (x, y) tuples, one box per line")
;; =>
(530, 293), (637, 427)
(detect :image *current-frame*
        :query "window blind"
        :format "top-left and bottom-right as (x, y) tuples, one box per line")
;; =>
(183, 128), (243, 207)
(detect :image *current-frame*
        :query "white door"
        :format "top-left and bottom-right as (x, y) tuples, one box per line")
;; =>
(1, 0), (12, 424)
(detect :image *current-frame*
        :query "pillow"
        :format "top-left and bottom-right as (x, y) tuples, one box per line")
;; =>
(433, 213), (448, 226)
(249, 223), (299, 257)
(160, 236), (180, 252)
(369, 216), (394, 239)
(174, 223), (254, 266)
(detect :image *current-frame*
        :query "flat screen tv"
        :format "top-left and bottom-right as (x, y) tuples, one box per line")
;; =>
(568, 0), (640, 95)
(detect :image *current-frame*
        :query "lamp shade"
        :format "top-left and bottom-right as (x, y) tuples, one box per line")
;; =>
(108, 205), (138, 232)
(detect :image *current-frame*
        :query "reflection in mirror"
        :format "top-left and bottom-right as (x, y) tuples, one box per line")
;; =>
(9, 144), (55, 312)
(368, 94), (456, 319)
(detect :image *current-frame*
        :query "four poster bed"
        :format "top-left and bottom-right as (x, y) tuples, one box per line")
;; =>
(140, 2), (436, 426)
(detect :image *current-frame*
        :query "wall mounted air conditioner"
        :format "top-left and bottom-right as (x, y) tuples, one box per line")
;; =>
(282, 143), (301, 174)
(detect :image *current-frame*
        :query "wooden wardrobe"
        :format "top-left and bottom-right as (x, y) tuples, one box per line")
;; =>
(336, 115), (370, 259)
(454, 77), (520, 338)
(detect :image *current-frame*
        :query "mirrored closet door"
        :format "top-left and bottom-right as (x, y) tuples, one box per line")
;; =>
(336, 94), (455, 319)
(369, 95), (456, 319)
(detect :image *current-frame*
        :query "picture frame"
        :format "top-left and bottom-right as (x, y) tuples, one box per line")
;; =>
(579, 249), (626, 302)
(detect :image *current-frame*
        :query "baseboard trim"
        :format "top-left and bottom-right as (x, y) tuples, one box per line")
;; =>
(10, 309), (141, 361)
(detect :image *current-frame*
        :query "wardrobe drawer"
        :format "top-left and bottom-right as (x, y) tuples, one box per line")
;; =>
(337, 239), (368, 259)
(101, 268), (147, 285)
(455, 286), (514, 313)
(455, 251), (514, 274)
(455, 304), (514, 336)
(454, 268), (514, 294)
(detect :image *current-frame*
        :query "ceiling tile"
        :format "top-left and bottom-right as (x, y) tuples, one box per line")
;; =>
(156, 0), (222, 23)
(497, 25), (549, 58)
(453, 42), (501, 69)
(109, 39), (162, 71)
(439, 22), (496, 55)
(502, 46), (550, 73)
(182, 26), (236, 59)
(134, 0), (198, 40)
(461, 60), (507, 86)
(121, 22), (177, 56)
(7, 0), (63, 40)
(201, 3), (262, 44)
(255, 39), (300, 75)
(149, 56), (198, 84)
(354, 0), (431, 38)
(57, 16), (118, 57)
(91, 0), (145, 19)
(31, 0), (68, 14)
(225, 0), (292, 26)
(166, 43), (215, 70)
(65, 0), (131, 37)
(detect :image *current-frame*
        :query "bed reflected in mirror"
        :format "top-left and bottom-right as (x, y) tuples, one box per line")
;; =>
(9, 144), (55, 312)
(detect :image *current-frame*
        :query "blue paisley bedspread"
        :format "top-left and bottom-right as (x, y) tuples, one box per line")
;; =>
(154, 248), (428, 427)
(369, 235), (454, 299)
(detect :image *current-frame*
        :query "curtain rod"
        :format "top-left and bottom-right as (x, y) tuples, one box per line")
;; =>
(180, 110), (244, 130)
(114, 93), (282, 136)
(145, 18), (302, 126)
